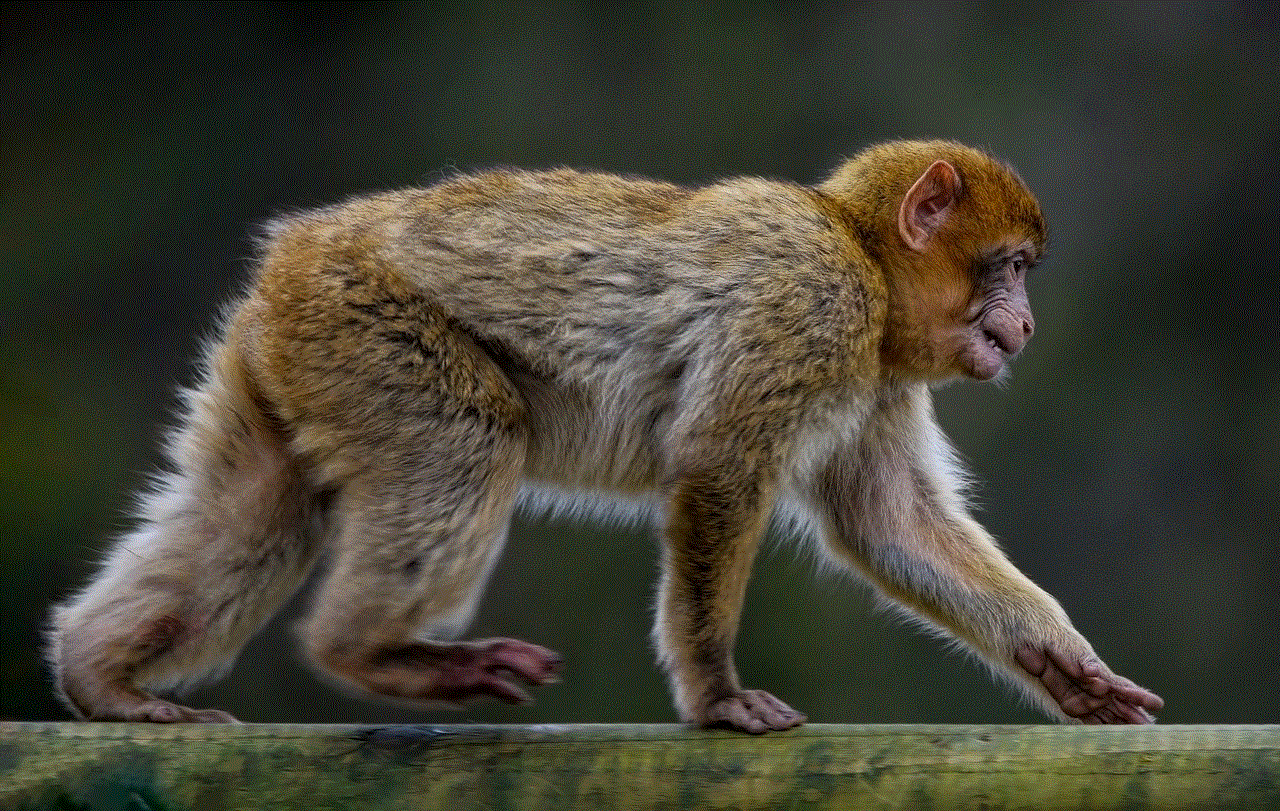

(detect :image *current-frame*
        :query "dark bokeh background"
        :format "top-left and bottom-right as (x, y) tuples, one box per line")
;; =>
(3, 1), (1278, 725)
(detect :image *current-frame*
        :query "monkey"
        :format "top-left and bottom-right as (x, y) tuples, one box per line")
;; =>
(48, 140), (1164, 731)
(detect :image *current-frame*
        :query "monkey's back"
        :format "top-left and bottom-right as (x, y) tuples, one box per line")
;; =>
(242, 167), (883, 493)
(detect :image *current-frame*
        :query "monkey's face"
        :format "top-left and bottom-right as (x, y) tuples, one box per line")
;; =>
(953, 244), (1036, 381)
(882, 239), (1038, 383)
(879, 154), (1044, 384)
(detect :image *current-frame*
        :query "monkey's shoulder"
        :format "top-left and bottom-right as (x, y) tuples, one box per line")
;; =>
(691, 180), (887, 371)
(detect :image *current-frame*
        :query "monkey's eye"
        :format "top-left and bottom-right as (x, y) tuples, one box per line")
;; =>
(1010, 257), (1026, 277)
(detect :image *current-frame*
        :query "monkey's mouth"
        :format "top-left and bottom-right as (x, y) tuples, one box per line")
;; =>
(985, 327), (1025, 356)
(965, 332), (1007, 380)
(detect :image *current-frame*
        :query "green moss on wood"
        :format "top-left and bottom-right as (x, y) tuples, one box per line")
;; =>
(3, 723), (1278, 811)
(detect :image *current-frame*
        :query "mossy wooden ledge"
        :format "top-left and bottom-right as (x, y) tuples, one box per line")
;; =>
(3, 723), (1278, 811)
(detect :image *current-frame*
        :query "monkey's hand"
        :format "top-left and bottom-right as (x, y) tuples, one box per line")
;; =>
(700, 689), (806, 734)
(1015, 644), (1164, 724)
(408, 638), (563, 705)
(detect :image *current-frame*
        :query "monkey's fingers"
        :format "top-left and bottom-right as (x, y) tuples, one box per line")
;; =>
(1052, 650), (1164, 716)
(1079, 687), (1157, 724)
(1016, 645), (1111, 718)
(1084, 699), (1154, 725)
(1018, 645), (1162, 724)
(1078, 675), (1162, 725)
(1095, 673), (1164, 713)
(703, 689), (806, 734)
(1084, 704), (1122, 725)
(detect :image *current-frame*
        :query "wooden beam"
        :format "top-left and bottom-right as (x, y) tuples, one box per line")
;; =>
(3, 723), (1278, 810)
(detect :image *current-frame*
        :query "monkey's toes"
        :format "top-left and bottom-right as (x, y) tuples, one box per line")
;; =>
(703, 690), (806, 734)
(124, 700), (241, 723)
(410, 639), (563, 705)
(186, 707), (243, 723)
(476, 638), (564, 685)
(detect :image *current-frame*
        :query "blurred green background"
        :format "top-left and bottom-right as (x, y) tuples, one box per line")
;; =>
(3, 1), (1278, 725)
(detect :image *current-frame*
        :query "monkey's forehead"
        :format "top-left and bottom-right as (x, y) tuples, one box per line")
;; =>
(1005, 190), (1047, 251)
(964, 162), (1046, 241)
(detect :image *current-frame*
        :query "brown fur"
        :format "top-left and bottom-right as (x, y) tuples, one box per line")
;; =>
(48, 140), (1161, 729)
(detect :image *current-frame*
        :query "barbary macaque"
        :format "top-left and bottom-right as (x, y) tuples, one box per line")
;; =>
(49, 140), (1163, 731)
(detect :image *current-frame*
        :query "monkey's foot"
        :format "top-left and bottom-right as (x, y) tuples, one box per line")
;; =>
(403, 638), (564, 705)
(1015, 645), (1164, 724)
(701, 689), (806, 734)
(85, 694), (240, 723)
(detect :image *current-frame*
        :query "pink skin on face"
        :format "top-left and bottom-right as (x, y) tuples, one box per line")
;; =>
(958, 254), (1034, 380)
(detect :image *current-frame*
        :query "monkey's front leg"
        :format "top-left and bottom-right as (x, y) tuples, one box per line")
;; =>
(822, 493), (1163, 722)
(812, 393), (1164, 724)
(654, 469), (806, 734)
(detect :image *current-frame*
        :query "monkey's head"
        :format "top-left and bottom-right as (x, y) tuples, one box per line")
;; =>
(823, 140), (1046, 382)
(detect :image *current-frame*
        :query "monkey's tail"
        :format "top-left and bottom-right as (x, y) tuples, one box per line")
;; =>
(48, 329), (325, 712)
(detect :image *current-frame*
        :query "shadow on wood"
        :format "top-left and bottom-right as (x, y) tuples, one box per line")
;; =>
(2, 723), (1278, 810)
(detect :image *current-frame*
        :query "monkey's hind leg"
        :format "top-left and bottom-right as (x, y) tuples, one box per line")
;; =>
(304, 442), (565, 706)
(48, 340), (323, 722)
(300, 407), (563, 707)
(284, 293), (561, 708)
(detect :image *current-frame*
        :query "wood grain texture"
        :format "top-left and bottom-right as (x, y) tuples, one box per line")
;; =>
(3, 723), (1278, 810)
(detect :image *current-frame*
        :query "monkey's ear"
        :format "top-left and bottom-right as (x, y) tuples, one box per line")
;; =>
(899, 160), (962, 251)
